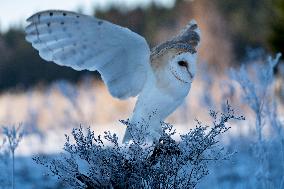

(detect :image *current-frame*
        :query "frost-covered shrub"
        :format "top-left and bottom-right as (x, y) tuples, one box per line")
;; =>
(34, 103), (244, 189)
(199, 62), (216, 110)
(0, 125), (24, 189)
(230, 53), (284, 188)
(230, 53), (281, 140)
(0, 137), (11, 189)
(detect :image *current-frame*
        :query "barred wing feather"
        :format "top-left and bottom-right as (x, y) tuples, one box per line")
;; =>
(25, 10), (150, 99)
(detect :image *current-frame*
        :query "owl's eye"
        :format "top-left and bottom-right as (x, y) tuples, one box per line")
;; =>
(178, 60), (188, 68)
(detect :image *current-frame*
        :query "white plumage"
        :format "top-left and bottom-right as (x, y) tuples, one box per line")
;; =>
(25, 10), (201, 142)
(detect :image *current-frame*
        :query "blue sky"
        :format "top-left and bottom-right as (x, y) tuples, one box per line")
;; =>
(0, 0), (174, 32)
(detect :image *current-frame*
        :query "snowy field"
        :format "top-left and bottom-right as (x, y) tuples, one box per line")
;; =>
(1, 55), (284, 189)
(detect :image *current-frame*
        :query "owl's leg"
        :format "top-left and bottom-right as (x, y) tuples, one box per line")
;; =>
(122, 127), (131, 143)
(122, 120), (162, 143)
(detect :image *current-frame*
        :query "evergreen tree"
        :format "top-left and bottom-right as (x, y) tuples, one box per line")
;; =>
(270, 0), (284, 54)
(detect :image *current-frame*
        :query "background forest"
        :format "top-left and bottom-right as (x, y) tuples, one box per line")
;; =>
(0, 0), (283, 92)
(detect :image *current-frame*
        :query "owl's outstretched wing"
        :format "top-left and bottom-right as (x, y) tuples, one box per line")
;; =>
(25, 10), (150, 99)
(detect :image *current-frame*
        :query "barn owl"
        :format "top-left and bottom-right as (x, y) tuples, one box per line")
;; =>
(25, 10), (200, 142)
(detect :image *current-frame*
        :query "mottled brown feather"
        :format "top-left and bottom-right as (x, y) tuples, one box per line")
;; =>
(150, 21), (200, 64)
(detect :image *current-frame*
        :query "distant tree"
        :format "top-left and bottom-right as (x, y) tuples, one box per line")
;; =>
(215, 0), (274, 58)
(269, 0), (284, 55)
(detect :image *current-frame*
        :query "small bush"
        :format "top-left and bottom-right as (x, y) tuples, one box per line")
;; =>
(34, 102), (244, 189)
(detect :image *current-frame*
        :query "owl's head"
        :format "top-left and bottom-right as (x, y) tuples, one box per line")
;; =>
(151, 20), (200, 86)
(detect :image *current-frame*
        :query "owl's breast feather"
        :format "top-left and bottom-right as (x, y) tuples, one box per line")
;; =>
(130, 70), (190, 136)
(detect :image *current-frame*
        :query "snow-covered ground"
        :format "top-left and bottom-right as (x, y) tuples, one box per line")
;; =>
(1, 56), (284, 189)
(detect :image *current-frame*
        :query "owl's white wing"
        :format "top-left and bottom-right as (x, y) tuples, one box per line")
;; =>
(25, 10), (150, 99)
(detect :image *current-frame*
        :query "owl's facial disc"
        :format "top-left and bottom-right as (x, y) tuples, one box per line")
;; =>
(169, 52), (196, 84)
